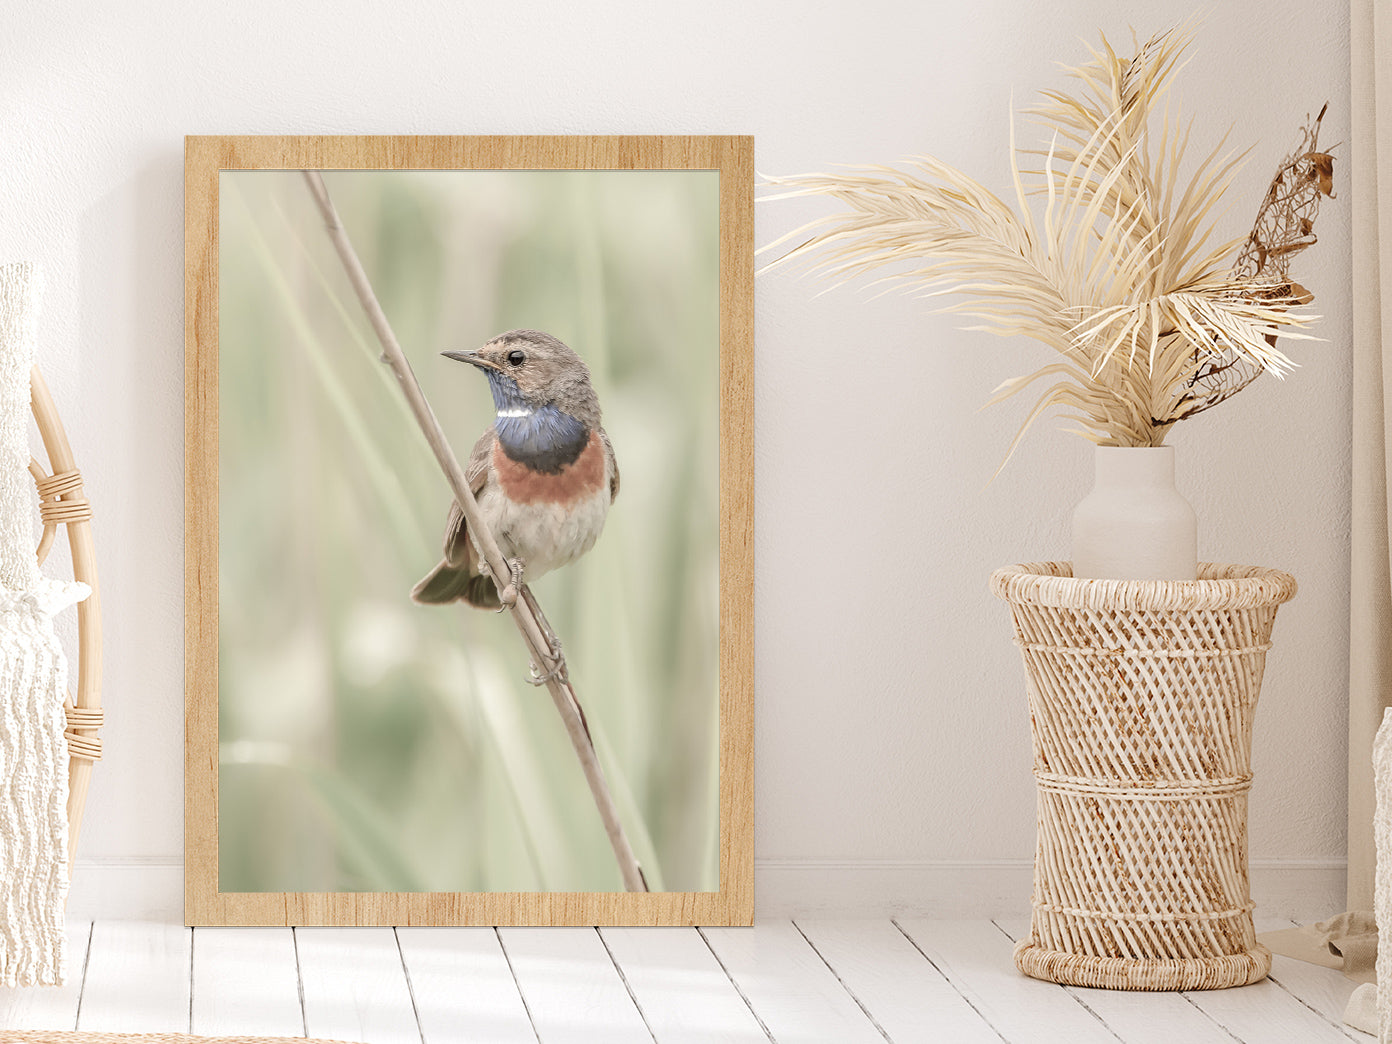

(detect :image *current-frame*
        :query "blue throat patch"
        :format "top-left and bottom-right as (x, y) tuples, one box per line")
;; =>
(485, 371), (589, 474)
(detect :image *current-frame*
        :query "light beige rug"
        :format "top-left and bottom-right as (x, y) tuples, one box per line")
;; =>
(1259, 911), (1378, 985)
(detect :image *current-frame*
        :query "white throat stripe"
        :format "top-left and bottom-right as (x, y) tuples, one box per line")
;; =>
(497, 407), (533, 419)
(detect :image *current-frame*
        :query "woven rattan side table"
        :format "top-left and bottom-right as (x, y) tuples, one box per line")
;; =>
(991, 562), (1297, 991)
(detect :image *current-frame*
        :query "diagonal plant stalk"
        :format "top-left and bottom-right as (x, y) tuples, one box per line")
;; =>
(301, 170), (649, 893)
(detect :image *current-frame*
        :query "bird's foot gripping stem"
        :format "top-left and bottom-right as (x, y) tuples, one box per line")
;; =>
(522, 584), (570, 688)
(527, 647), (568, 687)
(482, 557), (526, 611)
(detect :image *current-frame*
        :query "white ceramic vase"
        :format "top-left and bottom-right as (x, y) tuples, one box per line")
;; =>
(1071, 445), (1198, 581)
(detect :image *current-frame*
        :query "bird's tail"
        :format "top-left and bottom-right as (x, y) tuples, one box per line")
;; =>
(410, 560), (502, 608)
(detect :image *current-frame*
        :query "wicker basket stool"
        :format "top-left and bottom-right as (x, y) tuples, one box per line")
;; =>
(991, 562), (1297, 991)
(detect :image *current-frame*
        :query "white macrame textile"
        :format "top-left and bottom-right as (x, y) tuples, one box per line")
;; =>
(0, 263), (88, 987)
(1374, 707), (1392, 1042)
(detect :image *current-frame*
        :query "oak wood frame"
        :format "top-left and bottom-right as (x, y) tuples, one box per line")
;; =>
(184, 135), (754, 926)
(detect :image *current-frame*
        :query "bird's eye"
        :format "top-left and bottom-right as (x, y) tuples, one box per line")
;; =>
(506, 350), (526, 367)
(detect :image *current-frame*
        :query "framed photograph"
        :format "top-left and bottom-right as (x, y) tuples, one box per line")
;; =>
(185, 136), (753, 925)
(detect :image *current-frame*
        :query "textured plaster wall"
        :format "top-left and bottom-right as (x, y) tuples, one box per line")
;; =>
(1, 0), (1353, 917)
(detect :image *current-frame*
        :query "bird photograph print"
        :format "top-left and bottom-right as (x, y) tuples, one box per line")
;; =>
(217, 169), (720, 894)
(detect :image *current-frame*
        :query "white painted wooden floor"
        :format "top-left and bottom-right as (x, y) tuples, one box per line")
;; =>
(0, 919), (1372, 1043)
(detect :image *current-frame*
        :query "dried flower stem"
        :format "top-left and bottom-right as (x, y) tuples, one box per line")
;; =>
(1179, 104), (1336, 418)
(301, 170), (648, 893)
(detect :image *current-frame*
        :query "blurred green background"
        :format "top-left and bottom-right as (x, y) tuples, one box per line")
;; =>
(217, 169), (720, 893)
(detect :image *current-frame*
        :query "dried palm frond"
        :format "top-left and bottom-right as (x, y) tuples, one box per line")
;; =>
(761, 26), (1328, 455)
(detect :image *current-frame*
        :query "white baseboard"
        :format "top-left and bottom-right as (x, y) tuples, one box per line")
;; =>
(1248, 860), (1349, 921)
(753, 859), (1349, 922)
(66, 858), (183, 922)
(755, 860), (1037, 920)
(62, 857), (1348, 923)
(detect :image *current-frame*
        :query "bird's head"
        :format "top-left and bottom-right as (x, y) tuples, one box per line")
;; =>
(443, 330), (600, 427)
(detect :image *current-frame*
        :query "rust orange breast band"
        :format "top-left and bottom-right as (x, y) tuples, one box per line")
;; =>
(493, 430), (606, 506)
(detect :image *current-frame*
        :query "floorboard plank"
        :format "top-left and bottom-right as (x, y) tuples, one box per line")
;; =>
(1159, 917), (1356, 1044)
(296, 927), (420, 1044)
(1183, 978), (1354, 1044)
(396, 928), (535, 1044)
(795, 919), (1002, 1044)
(1256, 919), (1365, 1041)
(700, 921), (883, 1044)
(1266, 955), (1365, 1042)
(190, 927), (303, 1037)
(56, 917), (1374, 1043)
(895, 919), (1117, 1044)
(77, 921), (190, 1033)
(600, 927), (768, 1043)
(0, 921), (89, 1031)
(497, 928), (649, 1044)
(993, 918), (1235, 1044)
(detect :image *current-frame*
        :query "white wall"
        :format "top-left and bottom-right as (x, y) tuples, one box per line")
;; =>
(3, 0), (1352, 920)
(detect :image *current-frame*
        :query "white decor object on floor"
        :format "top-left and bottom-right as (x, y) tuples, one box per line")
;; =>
(0, 262), (89, 987)
(1374, 707), (1392, 1042)
(1346, 981), (1377, 1035)
(1072, 445), (1198, 581)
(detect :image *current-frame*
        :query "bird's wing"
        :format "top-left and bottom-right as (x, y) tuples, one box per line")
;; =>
(442, 426), (496, 566)
(599, 427), (619, 503)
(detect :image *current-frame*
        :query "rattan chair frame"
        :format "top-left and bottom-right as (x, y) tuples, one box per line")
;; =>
(27, 365), (102, 871)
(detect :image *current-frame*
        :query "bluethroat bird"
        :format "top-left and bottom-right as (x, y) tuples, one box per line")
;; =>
(411, 331), (619, 656)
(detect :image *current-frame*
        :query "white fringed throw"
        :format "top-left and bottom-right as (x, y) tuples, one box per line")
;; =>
(0, 263), (88, 987)
(1374, 708), (1392, 1041)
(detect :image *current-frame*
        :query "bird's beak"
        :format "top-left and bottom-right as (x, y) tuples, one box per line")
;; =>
(441, 349), (498, 371)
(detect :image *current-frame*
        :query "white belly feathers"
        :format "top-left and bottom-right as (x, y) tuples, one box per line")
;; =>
(474, 480), (612, 581)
